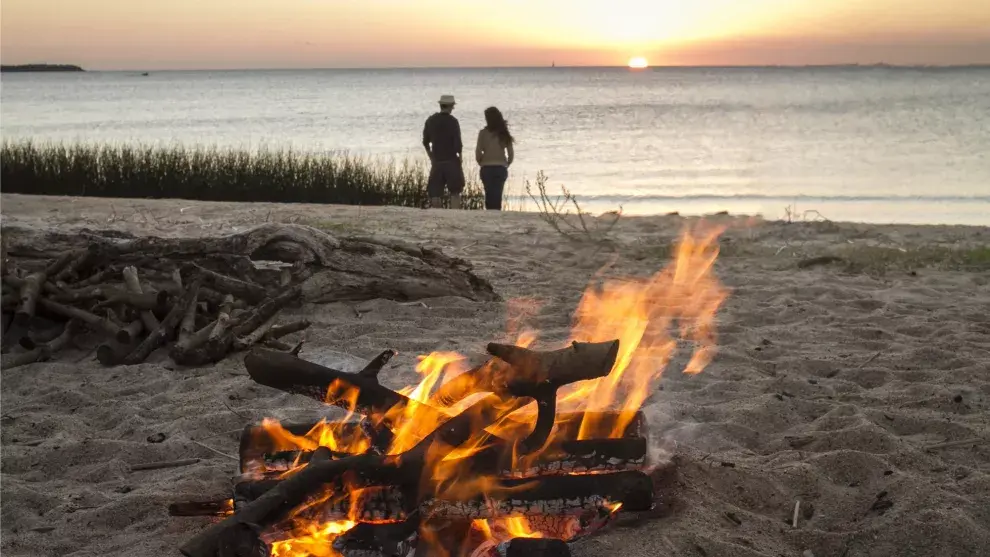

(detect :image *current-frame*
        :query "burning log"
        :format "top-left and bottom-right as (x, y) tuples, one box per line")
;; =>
(225, 470), (654, 544)
(180, 395), (513, 557)
(244, 348), (422, 420)
(331, 521), (418, 557)
(243, 339), (618, 449)
(422, 471), (654, 519)
(236, 411), (646, 474)
(249, 437), (647, 479)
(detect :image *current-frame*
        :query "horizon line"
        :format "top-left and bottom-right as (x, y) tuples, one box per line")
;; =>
(4, 62), (990, 72)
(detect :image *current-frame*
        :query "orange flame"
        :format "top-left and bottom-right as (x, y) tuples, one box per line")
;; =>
(261, 223), (727, 556)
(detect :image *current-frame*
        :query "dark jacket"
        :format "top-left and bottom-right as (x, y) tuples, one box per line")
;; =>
(422, 112), (462, 162)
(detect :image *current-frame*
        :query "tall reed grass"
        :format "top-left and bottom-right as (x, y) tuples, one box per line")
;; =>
(0, 141), (485, 209)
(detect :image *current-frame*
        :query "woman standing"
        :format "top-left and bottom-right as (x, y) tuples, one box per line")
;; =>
(475, 107), (514, 210)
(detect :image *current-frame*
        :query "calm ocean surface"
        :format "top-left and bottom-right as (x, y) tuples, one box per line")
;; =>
(2, 67), (989, 225)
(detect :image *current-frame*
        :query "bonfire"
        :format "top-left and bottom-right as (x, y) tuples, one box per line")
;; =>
(168, 224), (727, 557)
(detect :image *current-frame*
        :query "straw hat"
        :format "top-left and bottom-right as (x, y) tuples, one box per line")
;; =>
(438, 94), (456, 105)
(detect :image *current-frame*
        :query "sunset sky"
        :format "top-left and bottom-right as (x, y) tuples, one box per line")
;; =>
(2, 0), (989, 70)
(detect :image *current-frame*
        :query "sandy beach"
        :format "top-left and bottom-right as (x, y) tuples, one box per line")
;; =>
(2, 193), (988, 557)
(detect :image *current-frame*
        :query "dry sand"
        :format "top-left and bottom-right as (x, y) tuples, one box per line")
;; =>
(1, 193), (988, 557)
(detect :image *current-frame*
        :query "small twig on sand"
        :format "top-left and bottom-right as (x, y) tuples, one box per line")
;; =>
(189, 439), (238, 461)
(858, 350), (883, 369)
(792, 500), (801, 528)
(130, 458), (201, 472)
(925, 438), (985, 452)
(223, 400), (252, 421)
(797, 255), (845, 269)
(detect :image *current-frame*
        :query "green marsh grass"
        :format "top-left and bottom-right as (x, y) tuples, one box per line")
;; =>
(0, 141), (485, 209)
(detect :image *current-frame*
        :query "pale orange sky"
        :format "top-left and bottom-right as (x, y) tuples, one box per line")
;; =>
(2, 0), (989, 69)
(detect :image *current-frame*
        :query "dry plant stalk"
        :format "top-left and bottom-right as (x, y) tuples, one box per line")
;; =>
(525, 171), (621, 243)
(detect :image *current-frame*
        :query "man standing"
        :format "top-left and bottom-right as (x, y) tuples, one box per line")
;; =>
(422, 94), (465, 209)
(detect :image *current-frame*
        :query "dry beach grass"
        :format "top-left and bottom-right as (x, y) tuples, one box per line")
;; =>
(1, 193), (988, 557)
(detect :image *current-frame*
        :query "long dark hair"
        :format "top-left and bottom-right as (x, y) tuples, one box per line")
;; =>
(484, 106), (514, 147)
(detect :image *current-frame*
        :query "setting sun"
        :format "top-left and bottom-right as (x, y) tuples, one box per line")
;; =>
(628, 56), (648, 69)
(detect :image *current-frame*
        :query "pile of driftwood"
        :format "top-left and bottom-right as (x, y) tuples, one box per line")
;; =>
(1, 223), (499, 370)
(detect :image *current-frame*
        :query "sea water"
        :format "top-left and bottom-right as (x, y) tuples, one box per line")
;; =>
(2, 66), (988, 225)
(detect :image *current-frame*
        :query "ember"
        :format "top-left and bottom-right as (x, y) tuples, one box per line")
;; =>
(172, 223), (726, 557)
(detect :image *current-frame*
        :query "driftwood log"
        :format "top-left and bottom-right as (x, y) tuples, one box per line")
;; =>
(243, 339), (619, 453)
(1, 224), (498, 368)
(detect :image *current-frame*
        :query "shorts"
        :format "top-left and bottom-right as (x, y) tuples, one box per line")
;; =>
(427, 160), (465, 197)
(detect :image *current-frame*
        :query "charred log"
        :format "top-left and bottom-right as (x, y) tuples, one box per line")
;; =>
(243, 348), (422, 421)
(237, 411), (646, 475)
(421, 471), (654, 520)
(331, 520), (418, 557)
(251, 437), (647, 479)
(218, 522), (268, 557)
(180, 396), (509, 557)
(230, 470), (652, 529)
(498, 538), (571, 557)
(169, 499), (234, 517)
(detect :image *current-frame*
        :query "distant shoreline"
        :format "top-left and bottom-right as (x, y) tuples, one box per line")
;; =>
(1, 64), (84, 73)
(3, 64), (988, 73)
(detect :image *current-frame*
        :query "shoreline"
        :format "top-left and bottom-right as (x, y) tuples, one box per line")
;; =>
(3, 192), (989, 230)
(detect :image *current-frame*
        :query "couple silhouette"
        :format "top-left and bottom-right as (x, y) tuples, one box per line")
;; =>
(422, 94), (514, 210)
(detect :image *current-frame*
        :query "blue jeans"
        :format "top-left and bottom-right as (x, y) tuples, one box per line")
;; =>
(480, 165), (508, 210)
